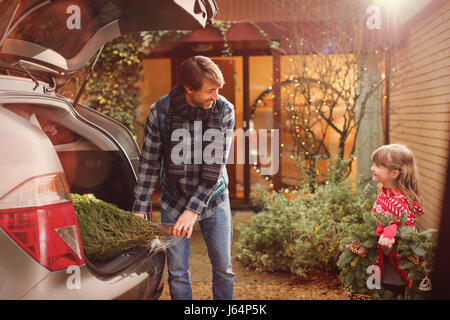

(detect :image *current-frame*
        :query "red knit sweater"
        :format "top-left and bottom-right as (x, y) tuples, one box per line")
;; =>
(372, 187), (424, 228)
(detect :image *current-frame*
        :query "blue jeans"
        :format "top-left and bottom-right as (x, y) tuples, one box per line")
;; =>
(161, 194), (234, 300)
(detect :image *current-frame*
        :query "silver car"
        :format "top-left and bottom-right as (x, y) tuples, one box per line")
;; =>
(0, 0), (217, 299)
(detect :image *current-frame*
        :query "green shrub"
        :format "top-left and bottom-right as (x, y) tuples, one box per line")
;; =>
(236, 157), (376, 278)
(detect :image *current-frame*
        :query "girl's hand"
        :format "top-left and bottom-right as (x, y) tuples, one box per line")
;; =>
(378, 234), (395, 248)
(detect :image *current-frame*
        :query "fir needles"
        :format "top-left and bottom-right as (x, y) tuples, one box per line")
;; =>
(71, 193), (173, 263)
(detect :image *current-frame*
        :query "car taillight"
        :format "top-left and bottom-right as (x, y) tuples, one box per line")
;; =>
(0, 173), (84, 271)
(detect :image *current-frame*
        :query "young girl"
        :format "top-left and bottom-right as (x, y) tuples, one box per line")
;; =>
(370, 144), (424, 296)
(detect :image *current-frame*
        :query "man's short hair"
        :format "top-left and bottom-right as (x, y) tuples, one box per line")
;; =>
(179, 56), (225, 91)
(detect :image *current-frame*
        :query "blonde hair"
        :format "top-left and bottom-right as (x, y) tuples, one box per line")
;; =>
(371, 144), (422, 205)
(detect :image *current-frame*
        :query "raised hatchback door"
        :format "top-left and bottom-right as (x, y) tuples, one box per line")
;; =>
(0, 0), (217, 75)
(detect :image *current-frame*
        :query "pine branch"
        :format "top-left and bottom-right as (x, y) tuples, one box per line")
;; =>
(72, 194), (174, 262)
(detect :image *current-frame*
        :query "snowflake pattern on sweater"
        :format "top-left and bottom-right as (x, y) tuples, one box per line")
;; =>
(371, 187), (424, 228)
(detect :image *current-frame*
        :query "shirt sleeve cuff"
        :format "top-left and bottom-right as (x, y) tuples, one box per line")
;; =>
(132, 199), (152, 215)
(185, 196), (207, 216)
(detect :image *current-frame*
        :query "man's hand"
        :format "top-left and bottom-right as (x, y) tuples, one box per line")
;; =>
(378, 234), (395, 248)
(173, 209), (199, 239)
(134, 213), (145, 219)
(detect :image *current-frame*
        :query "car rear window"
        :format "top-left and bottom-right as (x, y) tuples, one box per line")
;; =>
(8, 0), (121, 59)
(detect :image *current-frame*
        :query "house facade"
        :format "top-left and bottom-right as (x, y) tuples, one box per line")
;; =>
(387, 0), (449, 231)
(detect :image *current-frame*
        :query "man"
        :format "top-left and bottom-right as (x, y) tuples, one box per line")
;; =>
(133, 56), (235, 300)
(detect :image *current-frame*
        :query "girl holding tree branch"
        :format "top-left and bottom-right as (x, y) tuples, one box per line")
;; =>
(370, 144), (425, 296)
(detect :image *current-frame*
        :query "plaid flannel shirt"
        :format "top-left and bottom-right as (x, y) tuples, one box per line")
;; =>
(133, 99), (235, 221)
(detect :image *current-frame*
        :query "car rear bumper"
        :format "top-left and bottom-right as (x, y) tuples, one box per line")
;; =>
(19, 264), (152, 300)
(1, 227), (161, 300)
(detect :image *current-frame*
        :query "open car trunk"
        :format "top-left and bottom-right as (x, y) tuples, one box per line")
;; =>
(0, 99), (165, 295)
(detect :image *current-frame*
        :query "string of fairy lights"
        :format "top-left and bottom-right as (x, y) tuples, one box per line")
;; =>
(247, 51), (396, 194)
(216, 21), (396, 194)
(249, 78), (329, 194)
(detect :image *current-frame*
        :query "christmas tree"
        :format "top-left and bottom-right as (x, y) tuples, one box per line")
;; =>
(337, 211), (435, 299)
(72, 193), (174, 263)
